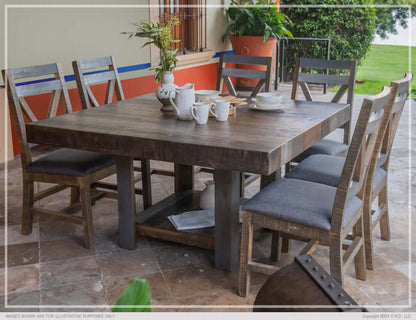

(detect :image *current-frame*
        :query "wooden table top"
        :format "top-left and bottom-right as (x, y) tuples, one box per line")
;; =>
(26, 95), (350, 175)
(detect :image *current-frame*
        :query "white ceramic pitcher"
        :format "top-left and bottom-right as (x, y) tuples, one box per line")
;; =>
(169, 83), (195, 120)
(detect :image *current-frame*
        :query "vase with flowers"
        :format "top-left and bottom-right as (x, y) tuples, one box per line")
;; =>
(124, 17), (181, 111)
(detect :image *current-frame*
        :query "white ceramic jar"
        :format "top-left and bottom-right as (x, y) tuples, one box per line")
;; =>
(200, 180), (215, 210)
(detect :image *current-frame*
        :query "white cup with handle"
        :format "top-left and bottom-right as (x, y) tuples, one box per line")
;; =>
(191, 102), (210, 125)
(210, 100), (230, 121)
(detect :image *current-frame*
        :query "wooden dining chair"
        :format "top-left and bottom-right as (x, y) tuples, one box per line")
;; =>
(2, 63), (117, 248)
(216, 54), (272, 97)
(238, 86), (393, 297)
(289, 58), (357, 164)
(284, 73), (413, 270)
(72, 56), (155, 208)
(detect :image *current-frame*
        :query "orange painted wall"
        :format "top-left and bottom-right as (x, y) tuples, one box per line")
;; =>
(10, 62), (220, 156)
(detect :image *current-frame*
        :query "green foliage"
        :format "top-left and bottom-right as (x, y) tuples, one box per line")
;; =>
(124, 17), (180, 82)
(279, 0), (376, 81)
(112, 278), (152, 312)
(354, 45), (415, 97)
(223, 0), (293, 42)
(372, 0), (415, 39)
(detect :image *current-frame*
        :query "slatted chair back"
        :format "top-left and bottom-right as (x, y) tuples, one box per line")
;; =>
(291, 58), (357, 144)
(2, 63), (72, 169)
(72, 56), (124, 109)
(330, 86), (392, 233)
(378, 73), (413, 171)
(216, 54), (272, 98)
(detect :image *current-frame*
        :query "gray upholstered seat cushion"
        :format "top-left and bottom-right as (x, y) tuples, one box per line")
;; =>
(242, 178), (363, 231)
(27, 148), (115, 177)
(292, 139), (348, 163)
(286, 154), (345, 187)
(285, 154), (387, 192)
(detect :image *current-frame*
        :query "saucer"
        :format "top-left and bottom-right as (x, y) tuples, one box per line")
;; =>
(249, 104), (285, 112)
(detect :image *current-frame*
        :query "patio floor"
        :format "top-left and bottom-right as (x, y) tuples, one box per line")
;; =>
(0, 84), (414, 312)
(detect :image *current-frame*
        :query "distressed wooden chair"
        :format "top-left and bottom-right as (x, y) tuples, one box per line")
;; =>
(285, 73), (413, 269)
(2, 63), (117, 248)
(216, 54), (272, 98)
(72, 56), (155, 208)
(214, 54), (273, 194)
(238, 86), (393, 297)
(290, 58), (357, 163)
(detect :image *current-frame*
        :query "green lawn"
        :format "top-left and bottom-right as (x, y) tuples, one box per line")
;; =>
(355, 44), (415, 97)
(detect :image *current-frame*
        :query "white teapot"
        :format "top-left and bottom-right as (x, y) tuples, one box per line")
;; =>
(169, 83), (195, 120)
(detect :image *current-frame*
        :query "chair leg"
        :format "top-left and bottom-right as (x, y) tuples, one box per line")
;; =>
(329, 235), (344, 286)
(79, 180), (94, 249)
(281, 236), (290, 253)
(379, 185), (390, 241)
(285, 162), (291, 173)
(363, 197), (375, 270)
(141, 159), (152, 209)
(239, 172), (245, 198)
(70, 186), (80, 205)
(353, 216), (367, 281)
(238, 211), (254, 297)
(270, 230), (281, 262)
(21, 178), (34, 235)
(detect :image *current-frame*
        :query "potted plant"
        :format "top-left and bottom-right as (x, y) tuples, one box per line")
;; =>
(222, 0), (293, 88)
(124, 17), (180, 111)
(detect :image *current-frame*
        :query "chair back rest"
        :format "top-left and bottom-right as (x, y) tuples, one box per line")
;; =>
(216, 54), (272, 97)
(330, 86), (392, 232)
(72, 56), (124, 109)
(291, 58), (357, 144)
(2, 63), (72, 169)
(378, 73), (413, 170)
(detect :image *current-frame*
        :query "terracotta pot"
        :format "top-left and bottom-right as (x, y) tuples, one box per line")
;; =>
(229, 35), (276, 89)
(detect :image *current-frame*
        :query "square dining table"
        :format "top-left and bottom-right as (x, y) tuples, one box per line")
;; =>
(25, 94), (350, 272)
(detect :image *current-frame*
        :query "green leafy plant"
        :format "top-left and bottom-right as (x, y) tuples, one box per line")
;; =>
(124, 17), (180, 83)
(112, 278), (152, 312)
(222, 0), (293, 42)
(279, 0), (376, 81)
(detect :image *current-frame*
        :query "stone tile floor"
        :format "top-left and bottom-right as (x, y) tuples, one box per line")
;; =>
(0, 84), (414, 312)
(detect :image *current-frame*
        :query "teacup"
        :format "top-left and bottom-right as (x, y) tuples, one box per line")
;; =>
(256, 92), (282, 106)
(210, 100), (230, 121)
(191, 102), (210, 125)
(195, 90), (220, 102)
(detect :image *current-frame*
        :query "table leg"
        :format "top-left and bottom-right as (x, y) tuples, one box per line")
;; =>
(174, 164), (194, 192)
(141, 159), (152, 209)
(214, 170), (241, 272)
(116, 156), (136, 250)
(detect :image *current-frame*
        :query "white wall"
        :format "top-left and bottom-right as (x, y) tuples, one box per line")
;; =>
(1, 0), (153, 86)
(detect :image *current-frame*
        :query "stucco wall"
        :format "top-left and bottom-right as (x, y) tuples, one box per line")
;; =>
(0, 0), (232, 87)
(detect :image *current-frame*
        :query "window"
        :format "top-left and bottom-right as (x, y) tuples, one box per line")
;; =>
(158, 0), (207, 54)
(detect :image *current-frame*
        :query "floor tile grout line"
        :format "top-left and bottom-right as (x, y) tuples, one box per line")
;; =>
(38, 249), (97, 265)
(39, 276), (104, 292)
(97, 251), (110, 309)
(147, 241), (179, 306)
